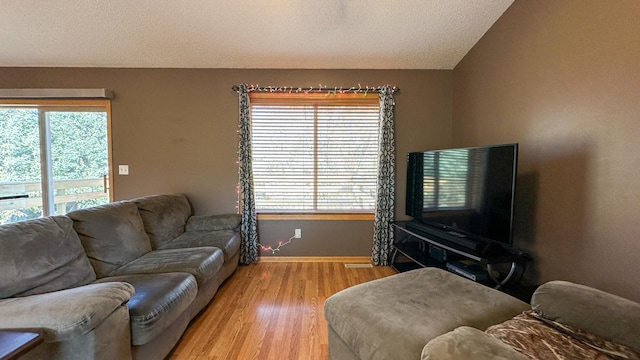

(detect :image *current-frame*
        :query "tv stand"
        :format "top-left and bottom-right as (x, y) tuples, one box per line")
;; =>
(405, 220), (482, 251)
(391, 221), (529, 290)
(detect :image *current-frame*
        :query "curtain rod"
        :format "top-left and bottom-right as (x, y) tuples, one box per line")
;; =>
(0, 88), (113, 99)
(232, 84), (399, 94)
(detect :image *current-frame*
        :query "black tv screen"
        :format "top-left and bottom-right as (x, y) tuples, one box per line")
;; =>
(406, 143), (518, 247)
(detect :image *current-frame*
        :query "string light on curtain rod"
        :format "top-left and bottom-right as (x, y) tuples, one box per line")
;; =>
(259, 236), (296, 254)
(234, 182), (240, 214)
(232, 84), (399, 96)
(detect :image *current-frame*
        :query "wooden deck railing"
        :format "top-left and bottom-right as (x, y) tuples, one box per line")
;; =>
(0, 178), (108, 211)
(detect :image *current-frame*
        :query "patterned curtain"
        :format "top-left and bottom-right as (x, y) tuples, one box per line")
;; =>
(237, 84), (259, 264)
(371, 85), (396, 266)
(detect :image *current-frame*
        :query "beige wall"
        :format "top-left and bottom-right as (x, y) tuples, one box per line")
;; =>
(453, 1), (640, 301)
(0, 68), (452, 257)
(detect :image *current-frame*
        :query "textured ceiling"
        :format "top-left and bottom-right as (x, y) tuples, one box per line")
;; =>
(0, 0), (514, 69)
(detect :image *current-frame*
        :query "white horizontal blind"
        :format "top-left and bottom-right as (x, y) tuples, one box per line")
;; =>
(250, 94), (380, 213)
(423, 149), (470, 208)
(251, 104), (315, 210)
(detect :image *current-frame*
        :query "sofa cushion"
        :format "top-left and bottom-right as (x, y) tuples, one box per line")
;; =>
(186, 214), (241, 232)
(324, 267), (530, 360)
(0, 216), (96, 298)
(422, 326), (529, 360)
(133, 194), (192, 249)
(108, 247), (224, 286)
(0, 282), (134, 341)
(159, 230), (241, 262)
(68, 201), (153, 277)
(95, 272), (197, 346)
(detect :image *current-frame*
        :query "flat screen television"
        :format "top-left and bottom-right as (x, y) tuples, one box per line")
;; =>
(405, 143), (518, 250)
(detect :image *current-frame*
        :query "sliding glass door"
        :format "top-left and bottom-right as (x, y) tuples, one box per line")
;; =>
(0, 100), (112, 224)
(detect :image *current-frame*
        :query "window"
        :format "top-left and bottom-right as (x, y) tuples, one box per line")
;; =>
(0, 99), (112, 224)
(250, 93), (379, 217)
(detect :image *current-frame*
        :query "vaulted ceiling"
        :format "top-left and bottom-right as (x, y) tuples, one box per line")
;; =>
(0, 0), (514, 69)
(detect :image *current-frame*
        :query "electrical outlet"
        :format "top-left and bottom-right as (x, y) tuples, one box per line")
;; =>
(294, 229), (301, 238)
(118, 165), (129, 175)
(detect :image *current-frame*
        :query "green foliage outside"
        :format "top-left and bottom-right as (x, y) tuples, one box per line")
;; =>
(0, 108), (109, 223)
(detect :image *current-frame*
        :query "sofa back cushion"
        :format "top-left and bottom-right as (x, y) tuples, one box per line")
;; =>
(133, 194), (191, 249)
(68, 201), (153, 277)
(0, 216), (96, 298)
(532, 280), (640, 352)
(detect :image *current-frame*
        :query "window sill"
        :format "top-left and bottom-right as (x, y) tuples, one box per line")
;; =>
(257, 213), (374, 221)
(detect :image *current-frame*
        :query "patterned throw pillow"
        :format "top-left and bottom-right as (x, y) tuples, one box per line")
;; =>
(485, 310), (640, 360)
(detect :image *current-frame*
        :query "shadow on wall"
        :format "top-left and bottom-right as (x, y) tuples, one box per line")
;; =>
(512, 141), (591, 286)
(512, 170), (538, 284)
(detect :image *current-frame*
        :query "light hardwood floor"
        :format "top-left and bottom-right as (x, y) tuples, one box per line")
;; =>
(168, 260), (396, 360)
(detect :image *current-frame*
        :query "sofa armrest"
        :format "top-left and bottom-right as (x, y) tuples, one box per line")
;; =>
(186, 214), (241, 231)
(532, 280), (640, 351)
(0, 282), (134, 342)
(421, 326), (528, 360)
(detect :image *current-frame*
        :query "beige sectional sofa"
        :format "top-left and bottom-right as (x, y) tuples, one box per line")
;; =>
(0, 194), (241, 360)
(424, 280), (640, 359)
(325, 267), (640, 360)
